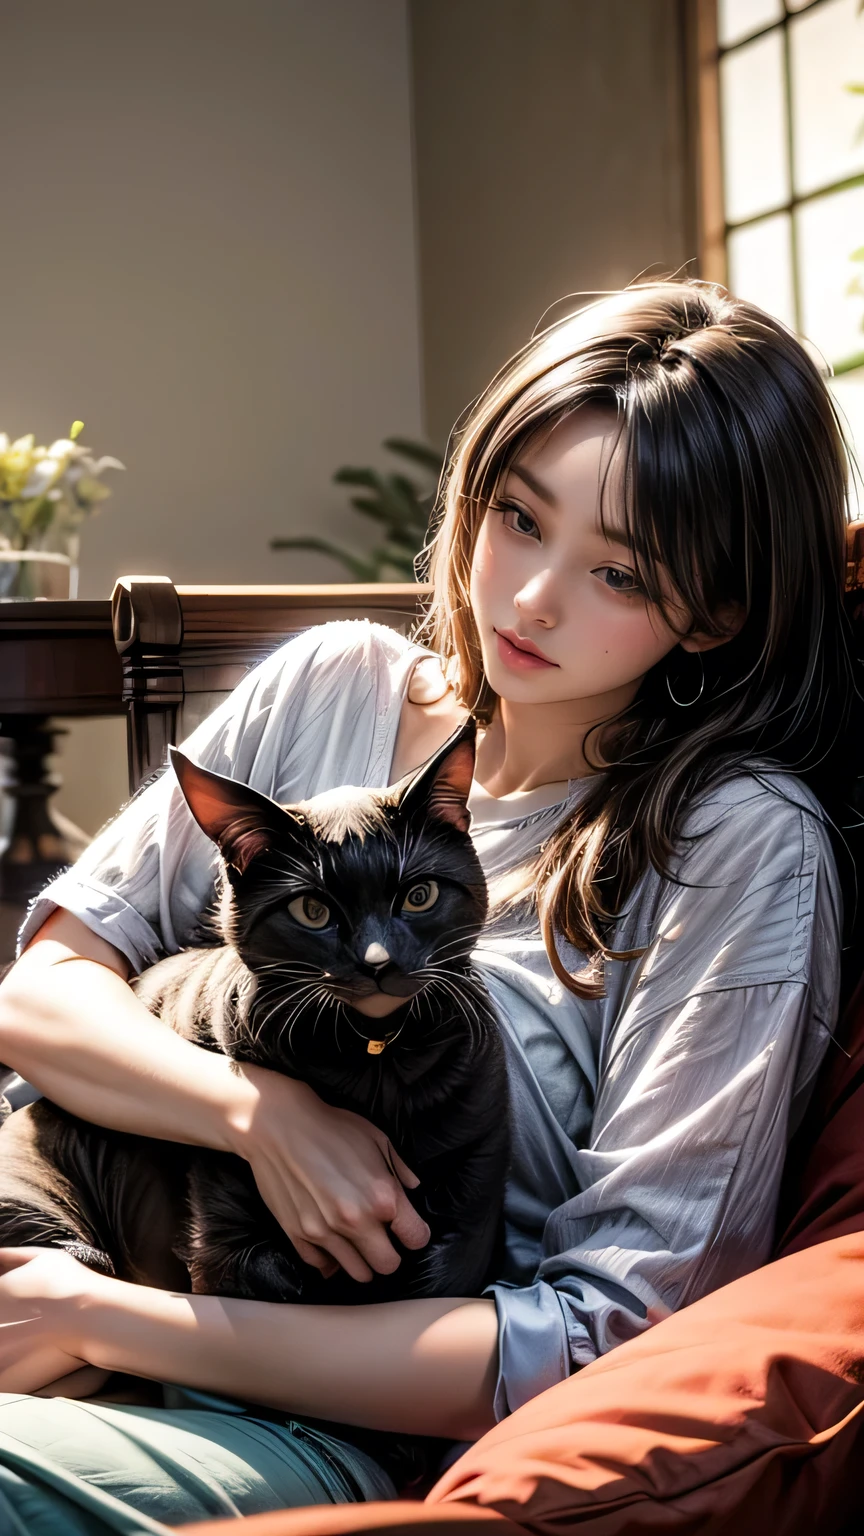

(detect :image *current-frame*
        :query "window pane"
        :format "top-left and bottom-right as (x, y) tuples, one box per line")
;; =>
(718, 0), (782, 49)
(797, 183), (864, 368)
(728, 212), (796, 329)
(829, 367), (864, 494)
(721, 31), (790, 223)
(790, 0), (864, 197)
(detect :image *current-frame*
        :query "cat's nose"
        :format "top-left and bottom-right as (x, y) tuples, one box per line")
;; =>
(363, 942), (390, 970)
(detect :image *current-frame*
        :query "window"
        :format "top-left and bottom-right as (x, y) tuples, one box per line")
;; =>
(703, 0), (864, 461)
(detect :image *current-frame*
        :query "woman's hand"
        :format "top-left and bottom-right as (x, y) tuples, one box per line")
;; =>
(0, 1247), (111, 1396)
(226, 1068), (431, 1282)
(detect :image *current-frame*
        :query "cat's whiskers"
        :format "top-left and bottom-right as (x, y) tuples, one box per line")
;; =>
(413, 958), (480, 1010)
(308, 987), (336, 1049)
(426, 927), (481, 964)
(253, 980), (319, 1045)
(253, 960), (321, 979)
(274, 987), (318, 1055)
(255, 847), (324, 881)
(421, 972), (485, 1054)
(274, 977), (343, 1056)
(285, 989), (315, 1057)
(285, 984), (336, 1058)
(333, 999), (348, 1055)
(308, 990), (325, 1042)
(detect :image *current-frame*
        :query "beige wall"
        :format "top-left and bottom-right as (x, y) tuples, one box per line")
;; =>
(410, 0), (694, 445)
(1, 0), (423, 600)
(0, 0), (424, 839)
(5, 0), (696, 843)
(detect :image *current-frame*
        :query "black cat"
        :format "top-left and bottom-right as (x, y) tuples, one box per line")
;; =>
(0, 721), (510, 1309)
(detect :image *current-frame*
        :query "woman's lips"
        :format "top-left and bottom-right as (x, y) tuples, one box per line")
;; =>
(494, 628), (558, 671)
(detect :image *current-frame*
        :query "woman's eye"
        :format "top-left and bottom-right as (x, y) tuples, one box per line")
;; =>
(500, 504), (540, 540)
(594, 565), (640, 593)
(288, 895), (331, 929)
(401, 880), (439, 914)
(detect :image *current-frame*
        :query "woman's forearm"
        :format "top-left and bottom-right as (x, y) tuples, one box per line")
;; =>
(0, 911), (248, 1152)
(79, 1280), (499, 1440)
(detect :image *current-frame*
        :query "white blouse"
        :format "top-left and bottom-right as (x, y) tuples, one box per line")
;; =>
(18, 620), (842, 1420)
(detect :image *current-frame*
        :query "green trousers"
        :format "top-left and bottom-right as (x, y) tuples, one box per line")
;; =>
(0, 1386), (396, 1535)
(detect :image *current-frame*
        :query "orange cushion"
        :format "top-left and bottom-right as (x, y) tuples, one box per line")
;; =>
(427, 1232), (864, 1532)
(181, 1506), (522, 1535)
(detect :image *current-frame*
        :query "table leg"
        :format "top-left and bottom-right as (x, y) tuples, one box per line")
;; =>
(0, 715), (80, 905)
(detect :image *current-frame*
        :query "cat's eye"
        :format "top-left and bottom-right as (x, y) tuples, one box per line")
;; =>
(288, 894), (331, 929)
(401, 880), (439, 914)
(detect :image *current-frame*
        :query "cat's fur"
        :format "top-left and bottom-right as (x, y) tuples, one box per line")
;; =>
(0, 721), (510, 1309)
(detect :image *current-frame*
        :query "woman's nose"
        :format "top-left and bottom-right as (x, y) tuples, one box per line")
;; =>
(513, 570), (558, 628)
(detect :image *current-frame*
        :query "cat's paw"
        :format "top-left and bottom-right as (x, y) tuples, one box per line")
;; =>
(190, 1246), (305, 1303)
(58, 1242), (116, 1278)
(241, 1247), (306, 1302)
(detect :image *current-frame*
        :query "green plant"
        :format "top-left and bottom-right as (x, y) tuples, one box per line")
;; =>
(270, 437), (443, 582)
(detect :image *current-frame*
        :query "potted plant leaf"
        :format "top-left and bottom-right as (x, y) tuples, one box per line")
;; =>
(270, 438), (443, 582)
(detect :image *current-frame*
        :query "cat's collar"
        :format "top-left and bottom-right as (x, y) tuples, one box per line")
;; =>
(344, 1013), (407, 1056)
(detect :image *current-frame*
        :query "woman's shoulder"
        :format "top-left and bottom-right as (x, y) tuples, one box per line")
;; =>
(267, 617), (429, 677)
(181, 620), (440, 795)
(682, 765), (826, 837)
(674, 765), (836, 891)
(257, 618), (440, 723)
(625, 766), (843, 999)
(262, 618), (467, 790)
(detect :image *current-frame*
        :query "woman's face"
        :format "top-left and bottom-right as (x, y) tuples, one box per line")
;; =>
(469, 408), (683, 708)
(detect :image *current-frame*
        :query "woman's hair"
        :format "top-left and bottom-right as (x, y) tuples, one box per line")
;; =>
(416, 279), (860, 998)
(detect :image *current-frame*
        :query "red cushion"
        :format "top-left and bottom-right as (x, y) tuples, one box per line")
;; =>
(775, 979), (864, 1257)
(427, 1232), (864, 1532)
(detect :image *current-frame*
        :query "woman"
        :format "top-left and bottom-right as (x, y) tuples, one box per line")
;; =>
(0, 280), (854, 1532)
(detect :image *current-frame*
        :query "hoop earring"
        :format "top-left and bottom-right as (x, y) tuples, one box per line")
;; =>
(666, 650), (705, 708)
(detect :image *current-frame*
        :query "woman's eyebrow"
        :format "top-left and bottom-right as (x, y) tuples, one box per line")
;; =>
(601, 523), (632, 549)
(509, 463), (557, 505)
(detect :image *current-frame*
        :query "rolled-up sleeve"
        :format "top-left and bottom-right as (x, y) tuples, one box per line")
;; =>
(18, 620), (416, 971)
(486, 777), (842, 1418)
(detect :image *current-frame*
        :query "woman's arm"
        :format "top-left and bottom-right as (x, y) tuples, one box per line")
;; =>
(87, 1283), (500, 1439)
(0, 911), (430, 1280)
(0, 1250), (499, 1440)
(0, 909), (252, 1146)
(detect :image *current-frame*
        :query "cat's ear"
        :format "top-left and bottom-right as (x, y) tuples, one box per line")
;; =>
(395, 718), (477, 834)
(170, 748), (300, 874)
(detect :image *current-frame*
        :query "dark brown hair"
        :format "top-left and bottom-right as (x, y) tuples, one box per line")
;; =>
(417, 279), (859, 998)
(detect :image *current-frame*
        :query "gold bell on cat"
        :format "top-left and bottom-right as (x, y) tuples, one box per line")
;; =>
(367, 1039), (386, 1055)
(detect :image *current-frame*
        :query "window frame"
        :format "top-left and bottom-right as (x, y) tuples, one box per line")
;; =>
(696, 0), (864, 372)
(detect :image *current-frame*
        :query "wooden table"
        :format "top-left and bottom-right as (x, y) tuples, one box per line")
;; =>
(0, 598), (123, 909)
(0, 582), (428, 919)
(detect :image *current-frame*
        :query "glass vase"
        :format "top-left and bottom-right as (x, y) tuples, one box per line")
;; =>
(0, 527), (80, 601)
